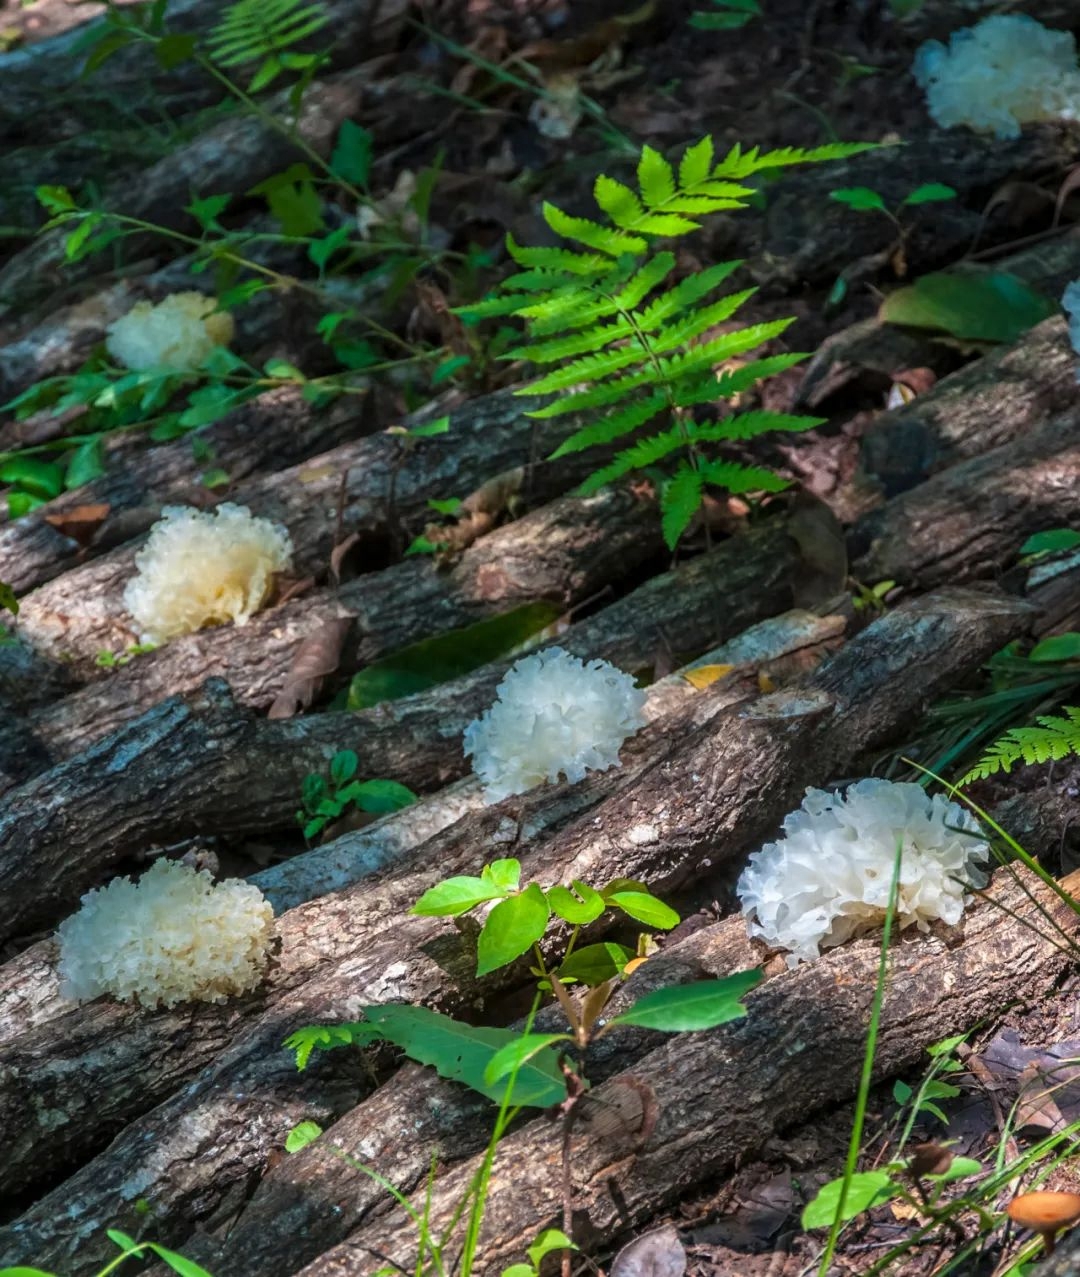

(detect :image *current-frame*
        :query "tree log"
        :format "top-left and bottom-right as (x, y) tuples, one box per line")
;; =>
(852, 405), (1080, 587)
(0, 519), (802, 936)
(10, 385), (600, 665)
(10, 486), (667, 768)
(310, 863), (1080, 1277)
(0, 386), (371, 597)
(0, 587), (1029, 1272)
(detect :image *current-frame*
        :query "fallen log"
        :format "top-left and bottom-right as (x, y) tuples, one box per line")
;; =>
(0, 518), (802, 937)
(0, 384), (371, 597)
(0, 608), (844, 1048)
(0, 587), (1029, 1272)
(9, 384), (600, 666)
(310, 862), (1080, 1277)
(852, 405), (1080, 588)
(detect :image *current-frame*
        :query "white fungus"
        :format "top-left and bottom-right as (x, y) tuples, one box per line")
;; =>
(57, 858), (274, 1009)
(105, 291), (235, 372)
(463, 646), (646, 803)
(737, 778), (991, 967)
(123, 503), (293, 644)
(913, 15), (1080, 139)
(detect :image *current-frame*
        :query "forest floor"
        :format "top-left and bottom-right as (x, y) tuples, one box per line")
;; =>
(2, 1), (1080, 1275)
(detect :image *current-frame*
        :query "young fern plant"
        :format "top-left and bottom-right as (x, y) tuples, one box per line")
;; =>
(962, 706), (1080, 783)
(206, 0), (329, 92)
(458, 137), (873, 547)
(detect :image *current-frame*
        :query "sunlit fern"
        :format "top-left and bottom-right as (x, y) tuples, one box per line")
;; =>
(206, 0), (328, 91)
(961, 706), (1080, 783)
(457, 137), (874, 547)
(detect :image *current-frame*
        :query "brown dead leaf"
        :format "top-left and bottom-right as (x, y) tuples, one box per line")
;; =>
(609, 1224), (685, 1277)
(580, 978), (617, 1038)
(1016, 1061), (1067, 1134)
(267, 617), (351, 719)
(410, 277), (472, 356)
(43, 502), (110, 548)
(581, 1075), (658, 1144)
(423, 467), (525, 560)
(683, 664), (735, 690)
(274, 575), (316, 607)
(329, 532), (361, 584)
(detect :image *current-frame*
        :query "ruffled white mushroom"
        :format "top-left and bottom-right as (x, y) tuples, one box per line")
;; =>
(737, 779), (991, 967)
(463, 646), (646, 803)
(105, 291), (234, 372)
(913, 15), (1080, 138)
(123, 503), (293, 644)
(57, 858), (274, 1009)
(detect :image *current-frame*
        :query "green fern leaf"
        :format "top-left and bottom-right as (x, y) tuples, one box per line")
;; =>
(505, 318), (635, 365)
(506, 237), (609, 275)
(648, 289), (758, 353)
(517, 289), (619, 334)
(679, 137), (714, 189)
(661, 464), (704, 548)
(698, 459), (790, 494)
(594, 177), (646, 229)
(692, 410), (824, 442)
(712, 141), (877, 180)
(525, 345), (647, 395)
(612, 253), (677, 310)
(456, 292), (540, 322)
(520, 367), (656, 415)
(543, 203), (647, 256)
(672, 354), (808, 408)
(499, 268), (579, 294)
(662, 317), (795, 381)
(630, 212), (703, 237)
(549, 392), (668, 459)
(579, 427), (687, 493)
(207, 0), (327, 67)
(637, 260), (744, 329)
(638, 146), (677, 209)
(961, 706), (1080, 783)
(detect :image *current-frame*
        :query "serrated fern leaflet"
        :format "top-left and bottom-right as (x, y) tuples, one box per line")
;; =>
(457, 134), (875, 547)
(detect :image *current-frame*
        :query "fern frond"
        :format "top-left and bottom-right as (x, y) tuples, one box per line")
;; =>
(207, 0), (327, 66)
(638, 146), (677, 208)
(505, 237), (609, 275)
(505, 319), (635, 365)
(637, 260), (743, 329)
(698, 458), (791, 494)
(711, 141), (877, 180)
(661, 464), (704, 548)
(548, 392), (668, 459)
(594, 177), (646, 229)
(679, 136), (714, 188)
(579, 427), (688, 493)
(516, 290), (620, 336)
(520, 368), (657, 415)
(961, 706), (1080, 783)
(670, 353), (809, 408)
(647, 289), (758, 352)
(692, 410), (824, 442)
(525, 345), (648, 396)
(543, 204), (647, 256)
(662, 318), (795, 381)
(457, 291), (550, 322)
(612, 253), (677, 311)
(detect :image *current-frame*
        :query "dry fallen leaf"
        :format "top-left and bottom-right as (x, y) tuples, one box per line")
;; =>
(267, 617), (351, 719)
(683, 663), (735, 690)
(43, 502), (111, 548)
(609, 1224), (686, 1277)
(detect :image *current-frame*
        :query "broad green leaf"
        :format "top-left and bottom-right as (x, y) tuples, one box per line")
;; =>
(0, 1269), (59, 1276)
(546, 881), (606, 925)
(477, 884), (550, 977)
(661, 464), (704, 549)
(342, 778), (417, 814)
(146, 1243), (217, 1277)
(329, 750), (358, 784)
(405, 414), (450, 438)
(610, 970), (763, 1031)
(606, 891), (680, 930)
(331, 120), (374, 187)
(801, 1170), (899, 1229)
(902, 183), (956, 207)
(347, 601), (562, 709)
(829, 186), (887, 213)
(36, 185), (76, 215)
(926, 1156), (981, 1184)
(1029, 633), (1080, 663)
(155, 32), (198, 68)
(0, 457), (64, 500)
(482, 1033), (572, 1086)
(285, 1119), (323, 1152)
(360, 1004), (567, 1106)
(412, 876), (507, 917)
(528, 1230), (577, 1267)
(65, 438), (106, 489)
(483, 859), (522, 893)
(1021, 529), (1080, 556)
(556, 942), (633, 986)
(880, 270), (1057, 343)
(427, 497), (462, 516)
(501, 1266), (534, 1277)
(892, 1079), (912, 1104)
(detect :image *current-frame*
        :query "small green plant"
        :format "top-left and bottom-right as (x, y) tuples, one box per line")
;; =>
(0, 582), (18, 616)
(1019, 527), (1080, 562)
(4, 1227), (215, 1277)
(689, 0), (761, 30)
(962, 705), (1080, 783)
(458, 136), (873, 548)
(297, 749), (417, 840)
(94, 642), (158, 669)
(829, 182), (957, 228)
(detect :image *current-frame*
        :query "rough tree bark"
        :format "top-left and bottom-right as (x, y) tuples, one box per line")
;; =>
(9, 385), (602, 665)
(852, 406), (1080, 587)
(8, 486), (667, 768)
(0, 587), (1029, 1273)
(0, 519), (802, 934)
(312, 863), (1080, 1277)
